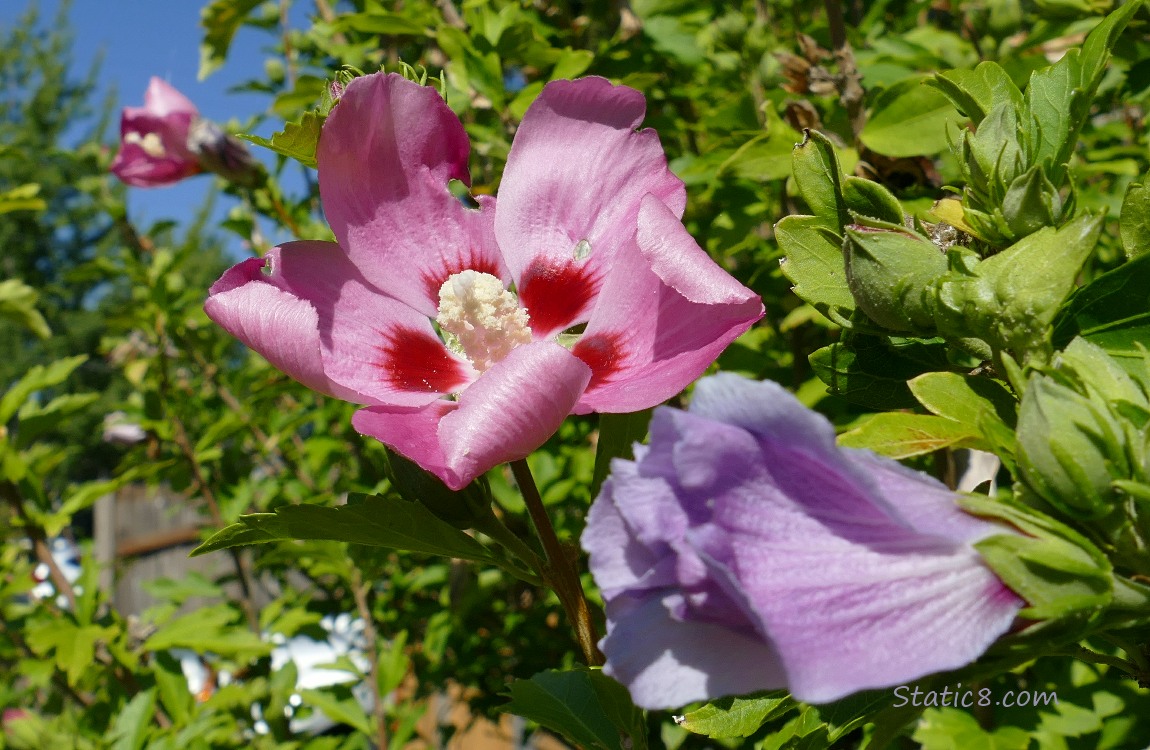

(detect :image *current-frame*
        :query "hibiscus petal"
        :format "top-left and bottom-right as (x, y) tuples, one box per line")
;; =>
(353, 341), (590, 489)
(437, 341), (591, 488)
(497, 78), (687, 336)
(600, 593), (786, 711)
(572, 200), (762, 413)
(141, 77), (198, 118)
(206, 241), (474, 407)
(317, 73), (506, 316)
(717, 517), (1022, 703)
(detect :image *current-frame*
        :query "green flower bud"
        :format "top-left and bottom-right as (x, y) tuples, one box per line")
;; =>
(843, 225), (948, 333)
(962, 494), (1112, 621)
(1017, 375), (1129, 520)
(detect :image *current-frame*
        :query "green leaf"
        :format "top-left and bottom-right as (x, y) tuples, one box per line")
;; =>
(591, 410), (652, 499)
(809, 336), (950, 410)
(1119, 180), (1150, 259)
(1052, 247), (1150, 368)
(776, 215), (855, 328)
(908, 372), (1017, 432)
(677, 691), (795, 739)
(913, 707), (1032, 750)
(25, 620), (113, 685)
(385, 448), (494, 530)
(192, 493), (498, 564)
(0, 355), (87, 425)
(838, 413), (982, 458)
(143, 606), (271, 658)
(928, 61), (1023, 126)
(107, 689), (156, 750)
(551, 48), (595, 80)
(335, 12), (426, 35)
(501, 668), (647, 750)
(299, 686), (374, 736)
(237, 109), (325, 169)
(15, 393), (100, 447)
(152, 653), (193, 725)
(0, 182), (47, 214)
(791, 129), (848, 231)
(859, 78), (963, 157)
(842, 176), (904, 225)
(199, 0), (261, 79)
(0, 278), (51, 339)
(1025, 0), (1141, 183)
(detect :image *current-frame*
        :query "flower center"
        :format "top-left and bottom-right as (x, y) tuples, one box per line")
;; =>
(125, 131), (167, 158)
(436, 270), (532, 372)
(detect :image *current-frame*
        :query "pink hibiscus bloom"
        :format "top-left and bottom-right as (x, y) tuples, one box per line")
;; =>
(111, 77), (202, 187)
(206, 73), (762, 490)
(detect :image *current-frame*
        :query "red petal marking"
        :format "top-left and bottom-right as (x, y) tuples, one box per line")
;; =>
(420, 253), (502, 304)
(572, 332), (623, 390)
(376, 326), (470, 394)
(519, 259), (599, 337)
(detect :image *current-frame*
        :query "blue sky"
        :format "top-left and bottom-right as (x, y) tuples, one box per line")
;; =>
(1, 0), (311, 244)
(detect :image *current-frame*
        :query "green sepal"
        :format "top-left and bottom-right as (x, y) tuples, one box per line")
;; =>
(961, 495), (1113, 620)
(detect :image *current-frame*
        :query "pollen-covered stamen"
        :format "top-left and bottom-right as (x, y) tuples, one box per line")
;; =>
(436, 270), (532, 372)
(124, 131), (167, 158)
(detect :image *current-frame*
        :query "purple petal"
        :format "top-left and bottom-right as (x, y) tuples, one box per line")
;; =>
(600, 593), (786, 710)
(317, 73), (507, 316)
(572, 200), (763, 414)
(497, 78), (687, 336)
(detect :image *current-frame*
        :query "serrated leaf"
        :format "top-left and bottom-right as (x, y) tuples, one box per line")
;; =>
(838, 413), (982, 457)
(591, 410), (652, 499)
(192, 493), (498, 564)
(678, 691), (795, 739)
(501, 668), (647, 750)
(15, 393), (100, 446)
(860, 78), (963, 157)
(238, 110), (325, 169)
(25, 620), (113, 685)
(776, 215), (855, 327)
(199, 0), (261, 79)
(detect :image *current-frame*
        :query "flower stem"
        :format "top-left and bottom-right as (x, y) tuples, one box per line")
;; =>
(509, 459), (603, 666)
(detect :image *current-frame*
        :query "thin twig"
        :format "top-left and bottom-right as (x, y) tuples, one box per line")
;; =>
(509, 460), (603, 666)
(824, 0), (866, 141)
(351, 567), (389, 749)
(2, 482), (77, 612)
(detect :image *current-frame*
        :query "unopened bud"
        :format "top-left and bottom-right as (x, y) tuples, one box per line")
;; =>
(187, 119), (264, 188)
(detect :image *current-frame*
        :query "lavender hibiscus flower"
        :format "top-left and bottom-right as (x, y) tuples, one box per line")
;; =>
(582, 373), (1024, 708)
(206, 73), (762, 490)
